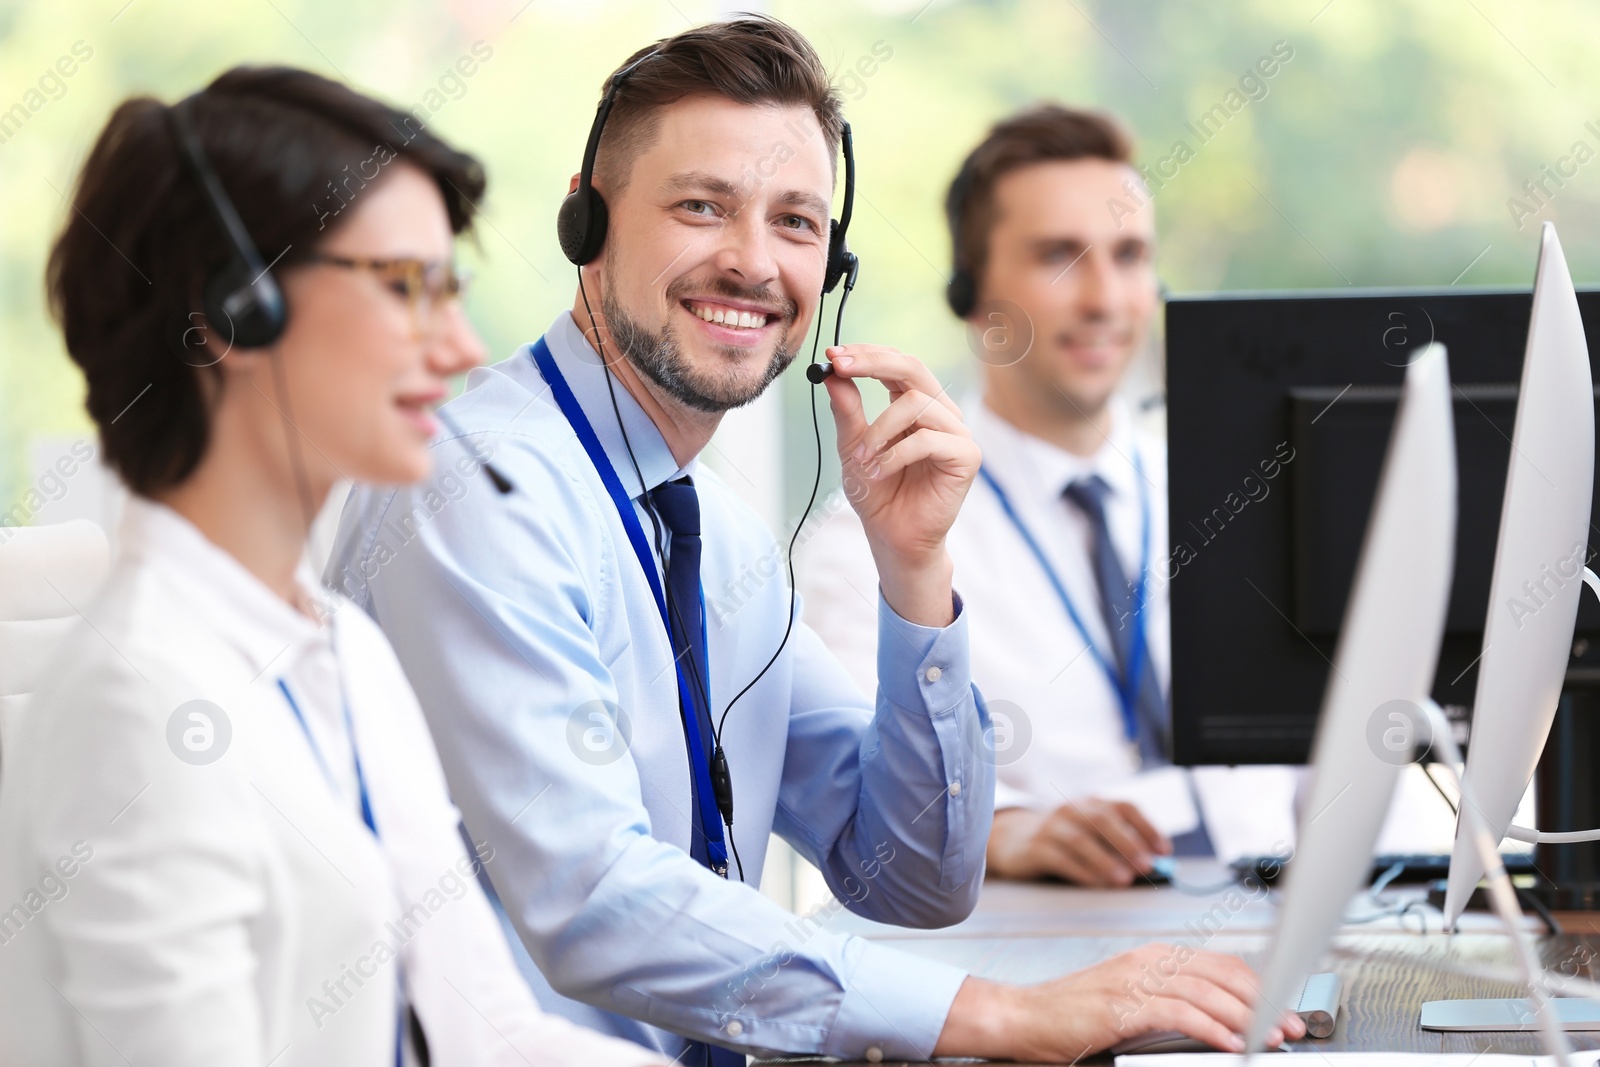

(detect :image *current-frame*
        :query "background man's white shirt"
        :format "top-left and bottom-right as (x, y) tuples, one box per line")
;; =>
(801, 395), (1300, 859)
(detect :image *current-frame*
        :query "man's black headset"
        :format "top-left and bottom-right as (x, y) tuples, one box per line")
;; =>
(558, 48), (859, 880)
(558, 49), (858, 294)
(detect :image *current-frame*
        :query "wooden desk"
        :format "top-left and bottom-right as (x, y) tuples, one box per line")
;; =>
(770, 872), (1600, 1065)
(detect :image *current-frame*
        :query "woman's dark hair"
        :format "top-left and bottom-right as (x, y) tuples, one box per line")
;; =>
(46, 65), (486, 496)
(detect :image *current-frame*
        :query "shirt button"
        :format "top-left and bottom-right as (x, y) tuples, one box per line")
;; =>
(725, 1021), (743, 1038)
(949, 781), (962, 797)
(866, 1047), (884, 1063)
(924, 665), (943, 682)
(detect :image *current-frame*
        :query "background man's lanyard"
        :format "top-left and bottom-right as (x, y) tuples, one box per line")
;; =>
(976, 450), (1152, 744)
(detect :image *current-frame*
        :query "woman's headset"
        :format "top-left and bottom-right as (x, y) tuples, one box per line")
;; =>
(166, 92), (512, 495)
(167, 94), (290, 351)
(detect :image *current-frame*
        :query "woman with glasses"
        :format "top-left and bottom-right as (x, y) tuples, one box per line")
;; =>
(0, 66), (664, 1067)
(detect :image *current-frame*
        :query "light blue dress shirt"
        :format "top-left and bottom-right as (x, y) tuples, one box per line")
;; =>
(326, 311), (994, 1062)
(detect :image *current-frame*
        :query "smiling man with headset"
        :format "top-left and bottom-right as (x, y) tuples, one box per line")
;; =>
(328, 16), (1302, 1065)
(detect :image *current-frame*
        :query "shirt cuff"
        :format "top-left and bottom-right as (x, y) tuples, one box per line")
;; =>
(875, 588), (969, 715)
(823, 936), (968, 1061)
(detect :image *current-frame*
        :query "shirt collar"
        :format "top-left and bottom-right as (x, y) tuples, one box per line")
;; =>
(968, 393), (1144, 506)
(539, 310), (696, 497)
(117, 495), (333, 681)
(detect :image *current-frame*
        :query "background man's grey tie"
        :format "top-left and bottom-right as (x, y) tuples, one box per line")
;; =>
(1063, 474), (1213, 857)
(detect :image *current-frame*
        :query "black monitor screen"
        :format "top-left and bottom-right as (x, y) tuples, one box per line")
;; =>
(1166, 288), (1600, 766)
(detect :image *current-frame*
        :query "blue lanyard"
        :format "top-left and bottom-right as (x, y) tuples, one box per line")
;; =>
(276, 676), (376, 836)
(530, 336), (730, 875)
(977, 452), (1152, 745)
(276, 663), (403, 1067)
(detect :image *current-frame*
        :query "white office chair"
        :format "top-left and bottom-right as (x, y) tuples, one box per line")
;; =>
(0, 521), (112, 776)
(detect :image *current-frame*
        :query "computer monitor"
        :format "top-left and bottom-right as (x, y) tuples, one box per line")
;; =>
(1443, 223), (1595, 925)
(1246, 341), (1458, 1051)
(1166, 284), (1600, 767)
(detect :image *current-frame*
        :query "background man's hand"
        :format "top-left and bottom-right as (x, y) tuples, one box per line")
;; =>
(987, 799), (1171, 886)
(822, 343), (980, 628)
(934, 945), (1307, 1060)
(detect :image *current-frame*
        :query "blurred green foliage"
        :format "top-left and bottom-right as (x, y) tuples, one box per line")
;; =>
(3, 0), (1598, 514)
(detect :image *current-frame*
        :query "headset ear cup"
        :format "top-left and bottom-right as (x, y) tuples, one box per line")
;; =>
(204, 260), (287, 350)
(557, 189), (588, 265)
(946, 268), (976, 319)
(558, 187), (609, 266)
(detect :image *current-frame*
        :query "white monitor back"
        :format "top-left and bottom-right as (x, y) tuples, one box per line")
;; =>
(1247, 342), (1457, 1051)
(1444, 222), (1595, 923)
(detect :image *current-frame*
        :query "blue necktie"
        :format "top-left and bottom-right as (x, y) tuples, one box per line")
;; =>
(648, 477), (716, 869)
(1063, 475), (1213, 857)
(647, 478), (747, 1067)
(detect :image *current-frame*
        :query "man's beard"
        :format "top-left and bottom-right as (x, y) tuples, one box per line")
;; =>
(600, 266), (799, 414)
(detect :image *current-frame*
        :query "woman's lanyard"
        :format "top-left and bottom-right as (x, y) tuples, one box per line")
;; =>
(977, 450), (1152, 746)
(278, 634), (424, 1067)
(276, 676), (375, 835)
(530, 336), (730, 876)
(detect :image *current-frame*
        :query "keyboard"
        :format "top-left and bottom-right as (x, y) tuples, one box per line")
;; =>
(1230, 851), (1539, 887)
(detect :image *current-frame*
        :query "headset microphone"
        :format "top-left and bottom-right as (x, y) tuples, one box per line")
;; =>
(435, 406), (515, 494)
(801, 123), (858, 384)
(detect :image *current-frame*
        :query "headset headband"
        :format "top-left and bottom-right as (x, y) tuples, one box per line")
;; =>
(166, 92), (289, 349)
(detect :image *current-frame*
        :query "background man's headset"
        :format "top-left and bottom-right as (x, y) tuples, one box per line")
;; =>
(945, 149), (1175, 316)
(166, 93), (512, 498)
(558, 47), (859, 880)
(943, 150), (981, 319)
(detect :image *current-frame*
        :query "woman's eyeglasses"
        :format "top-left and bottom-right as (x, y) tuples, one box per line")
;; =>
(307, 254), (472, 336)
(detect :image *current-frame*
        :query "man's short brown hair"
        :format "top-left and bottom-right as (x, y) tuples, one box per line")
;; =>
(592, 14), (845, 196)
(946, 103), (1134, 295)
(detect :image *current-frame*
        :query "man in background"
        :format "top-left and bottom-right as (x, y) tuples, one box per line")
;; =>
(801, 104), (1297, 886)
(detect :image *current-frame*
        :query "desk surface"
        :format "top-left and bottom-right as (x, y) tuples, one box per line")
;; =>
(776, 869), (1600, 1065)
